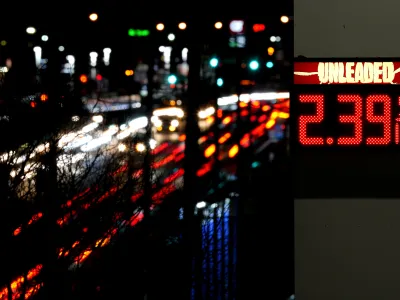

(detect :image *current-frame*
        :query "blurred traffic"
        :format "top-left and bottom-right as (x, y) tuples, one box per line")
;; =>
(0, 90), (289, 299)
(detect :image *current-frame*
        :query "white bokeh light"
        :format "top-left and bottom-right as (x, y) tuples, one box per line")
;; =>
(229, 20), (244, 33)
(26, 27), (36, 34)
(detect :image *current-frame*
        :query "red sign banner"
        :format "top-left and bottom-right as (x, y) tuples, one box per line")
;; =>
(294, 61), (400, 85)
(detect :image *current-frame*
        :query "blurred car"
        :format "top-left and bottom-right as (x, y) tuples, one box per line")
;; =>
(151, 107), (184, 133)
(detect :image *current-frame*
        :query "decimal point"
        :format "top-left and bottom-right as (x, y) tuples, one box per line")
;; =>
(326, 137), (334, 145)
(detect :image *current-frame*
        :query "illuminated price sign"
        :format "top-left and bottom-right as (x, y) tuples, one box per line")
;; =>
(292, 59), (400, 198)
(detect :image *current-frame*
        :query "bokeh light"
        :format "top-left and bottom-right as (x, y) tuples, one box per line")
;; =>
(281, 16), (289, 23)
(89, 13), (98, 21)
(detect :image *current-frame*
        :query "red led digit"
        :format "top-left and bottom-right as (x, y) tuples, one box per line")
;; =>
(366, 95), (391, 145)
(337, 95), (363, 145)
(298, 95), (324, 145)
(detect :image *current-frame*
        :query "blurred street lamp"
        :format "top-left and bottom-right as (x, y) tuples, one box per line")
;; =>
(281, 16), (289, 23)
(26, 27), (36, 34)
(156, 23), (164, 31)
(41, 35), (49, 41)
(58, 46), (65, 52)
(214, 22), (222, 29)
(168, 74), (177, 84)
(89, 13), (98, 21)
(0, 40), (6, 46)
(168, 34), (175, 41)
(267, 47), (274, 55)
(209, 57), (219, 68)
(249, 60), (259, 70)
(178, 22), (186, 30)
(80, 75), (88, 83)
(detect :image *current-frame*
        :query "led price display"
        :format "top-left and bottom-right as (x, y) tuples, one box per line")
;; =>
(292, 59), (400, 198)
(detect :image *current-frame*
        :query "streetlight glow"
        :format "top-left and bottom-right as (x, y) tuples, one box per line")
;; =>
(89, 13), (98, 21)
(41, 35), (48, 41)
(156, 23), (164, 31)
(178, 22), (186, 30)
(281, 16), (289, 23)
(214, 22), (223, 29)
(26, 27), (36, 34)
(168, 34), (175, 41)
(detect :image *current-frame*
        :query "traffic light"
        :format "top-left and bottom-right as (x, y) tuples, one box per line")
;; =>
(209, 57), (219, 68)
(266, 61), (274, 68)
(217, 78), (223, 86)
(168, 74), (177, 84)
(249, 60), (259, 70)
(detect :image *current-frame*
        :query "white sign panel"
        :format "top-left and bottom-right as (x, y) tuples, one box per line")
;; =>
(295, 0), (400, 57)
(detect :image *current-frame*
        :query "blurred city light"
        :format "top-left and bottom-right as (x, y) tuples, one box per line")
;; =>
(182, 48), (188, 61)
(89, 13), (98, 21)
(214, 22), (223, 29)
(156, 23), (164, 31)
(270, 36), (276, 42)
(249, 60), (259, 70)
(253, 24), (265, 32)
(125, 70), (134, 76)
(281, 16), (289, 23)
(209, 57), (219, 68)
(92, 115), (103, 123)
(58, 46), (65, 52)
(128, 29), (150, 37)
(266, 61), (274, 68)
(90, 52), (98, 67)
(41, 35), (49, 41)
(33, 47), (42, 68)
(26, 27), (36, 34)
(275, 36), (281, 42)
(178, 22), (186, 30)
(217, 78), (223, 86)
(103, 48), (111, 66)
(80, 75), (88, 83)
(229, 20), (244, 33)
(96, 74), (102, 81)
(267, 47), (274, 55)
(40, 94), (48, 102)
(159, 46), (165, 52)
(168, 34), (175, 41)
(167, 74), (177, 84)
(0, 40), (6, 46)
